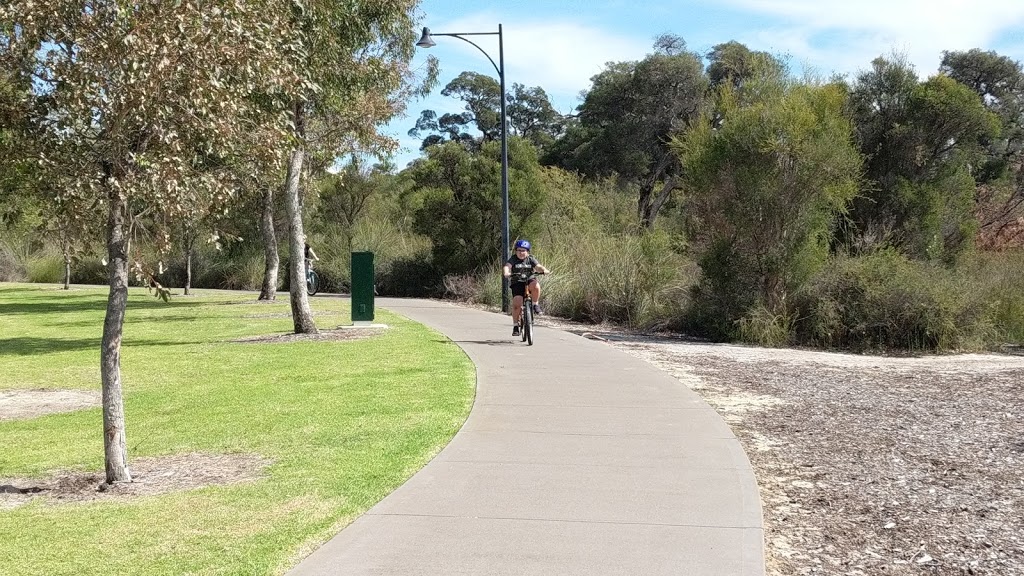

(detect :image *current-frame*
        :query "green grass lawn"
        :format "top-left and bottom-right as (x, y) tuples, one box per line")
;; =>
(0, 282), (475, 575)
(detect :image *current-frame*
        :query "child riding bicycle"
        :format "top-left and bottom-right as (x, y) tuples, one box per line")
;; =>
(502, 239), (550, 337)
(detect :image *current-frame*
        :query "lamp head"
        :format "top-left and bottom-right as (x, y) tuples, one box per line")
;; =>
(416, 27), (436, 48)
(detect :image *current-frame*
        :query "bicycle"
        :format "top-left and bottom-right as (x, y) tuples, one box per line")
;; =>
(512, 271), (545, 346)
(305, 260), (320, 296)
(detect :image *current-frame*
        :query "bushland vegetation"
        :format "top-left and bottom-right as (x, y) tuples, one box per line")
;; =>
(4, 28), (1023, 353)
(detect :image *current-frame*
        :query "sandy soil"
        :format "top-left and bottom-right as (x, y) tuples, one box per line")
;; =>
(0, 453), (270, 510)
(232, 326), (384, 344)
(0, 389), (100, 422)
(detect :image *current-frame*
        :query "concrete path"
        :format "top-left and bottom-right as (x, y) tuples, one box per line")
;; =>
(287, 298), (765, 575)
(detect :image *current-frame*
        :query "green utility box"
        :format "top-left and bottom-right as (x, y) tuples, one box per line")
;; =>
(351, 251), (375, 324)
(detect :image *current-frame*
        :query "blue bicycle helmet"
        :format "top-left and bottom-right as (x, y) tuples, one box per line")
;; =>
(514, 239), (531, 251)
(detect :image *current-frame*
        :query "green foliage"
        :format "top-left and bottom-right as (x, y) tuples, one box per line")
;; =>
(0, 233), (30, 282)
(507, 83), (563, 149)
(442, 266), (502, 305)
(0, 247), (23, 282)
(409, 72), (562, 151)
(305, 161), (432, 295)
(151, 244), (266, 292)
(543, 229), (688, 328)
(407, 137), (545, 276)
(70, 256), (107, 286)
(736, 304), (796, 347)
(679, 77), (862, 339)
(940, 49), (1024, 248)
(544, 35), (709, 226)
(424, 166), (694, 328)
(530, 171), (692, 327)
(967, 250), (1024, 344)
(536, 168), (640, 237)
(293, 0), (433, 160)
(376, 249), (439, 297)
(706, 40), (787, 90)
(795, 251), (996, 351)
(847, 55), (1001, 261)
(440, 71), (502, 140)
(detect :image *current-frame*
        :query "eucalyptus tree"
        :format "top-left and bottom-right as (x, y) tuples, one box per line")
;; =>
(408, 137), (546, 276)
(545, 35), (708, 228)
(257, 180), (283, 301)
(940, 49), (1024, 248)
(409, 71), (561, 151)
(705, 40), (785, 91)
(276, 0), (434, 333)
(315, 159), (381, 252)
(1, 1), (299, 484)
(0, 36), (38, 228)
(849, 54), (999, 261)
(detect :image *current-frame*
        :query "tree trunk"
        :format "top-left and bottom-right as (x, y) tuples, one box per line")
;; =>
(184, 244), (193, 296)
(63, 248), (71, 290)
(638, 153), (677, 230)
(258, 185), (279, 301)
(642, 177), (679, 230)
(101, 188), (132, 485)
(285, 100), (316, 333)
(638, 181), (654, 228)
(285, 147), (317, 333)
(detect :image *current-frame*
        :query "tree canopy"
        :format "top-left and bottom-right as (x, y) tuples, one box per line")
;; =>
(545, 35), (709, 228)
(409, 71), (561, 151)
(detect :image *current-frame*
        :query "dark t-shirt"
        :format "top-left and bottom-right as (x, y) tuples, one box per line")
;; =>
(506, 254), (539, 284)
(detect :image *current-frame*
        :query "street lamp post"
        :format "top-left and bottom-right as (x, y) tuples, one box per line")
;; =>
(417, 25), (511, 313)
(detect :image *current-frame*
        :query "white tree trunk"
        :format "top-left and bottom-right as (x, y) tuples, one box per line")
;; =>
(184, 244), (192, 296)
(285, 147), (317, 333)
(101, 189), (132, 484)
(258, 185), (279, 301)
(63, 249), (71, 290)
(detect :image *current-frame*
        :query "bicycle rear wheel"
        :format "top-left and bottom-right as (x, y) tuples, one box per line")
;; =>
(307, 270), (320, 295)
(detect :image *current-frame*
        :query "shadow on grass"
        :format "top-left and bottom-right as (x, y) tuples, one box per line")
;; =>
(0, 336), (100, 355)
(0, 297), (207, 316)
(0, 336), (207, 356)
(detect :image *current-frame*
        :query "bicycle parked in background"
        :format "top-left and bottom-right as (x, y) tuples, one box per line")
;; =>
(304, 242), (320, 295)
(305, 259), (320, 296)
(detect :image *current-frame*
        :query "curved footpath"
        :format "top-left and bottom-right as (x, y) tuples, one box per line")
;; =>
(287, 298), (765, 575)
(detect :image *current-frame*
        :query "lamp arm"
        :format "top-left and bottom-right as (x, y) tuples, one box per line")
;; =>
(432, 33), (502, 77)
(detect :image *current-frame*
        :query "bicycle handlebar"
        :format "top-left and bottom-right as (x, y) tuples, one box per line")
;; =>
(507, 270), (547, 279)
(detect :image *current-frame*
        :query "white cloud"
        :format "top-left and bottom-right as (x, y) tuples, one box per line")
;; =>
(428, 13), (652, 112)
(505, 22), (651, 97)
(714, 0), (1024, 76)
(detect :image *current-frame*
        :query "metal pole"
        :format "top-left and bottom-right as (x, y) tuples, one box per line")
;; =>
(416, 25), (510, 312)
(498, 24), (510, 313)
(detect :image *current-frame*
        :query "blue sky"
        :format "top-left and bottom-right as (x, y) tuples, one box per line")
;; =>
(385, 0), (1024, 168)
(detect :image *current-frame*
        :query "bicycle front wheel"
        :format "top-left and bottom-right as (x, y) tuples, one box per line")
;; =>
(524, 304), (534, 346)
(307, 271), (320, 295)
